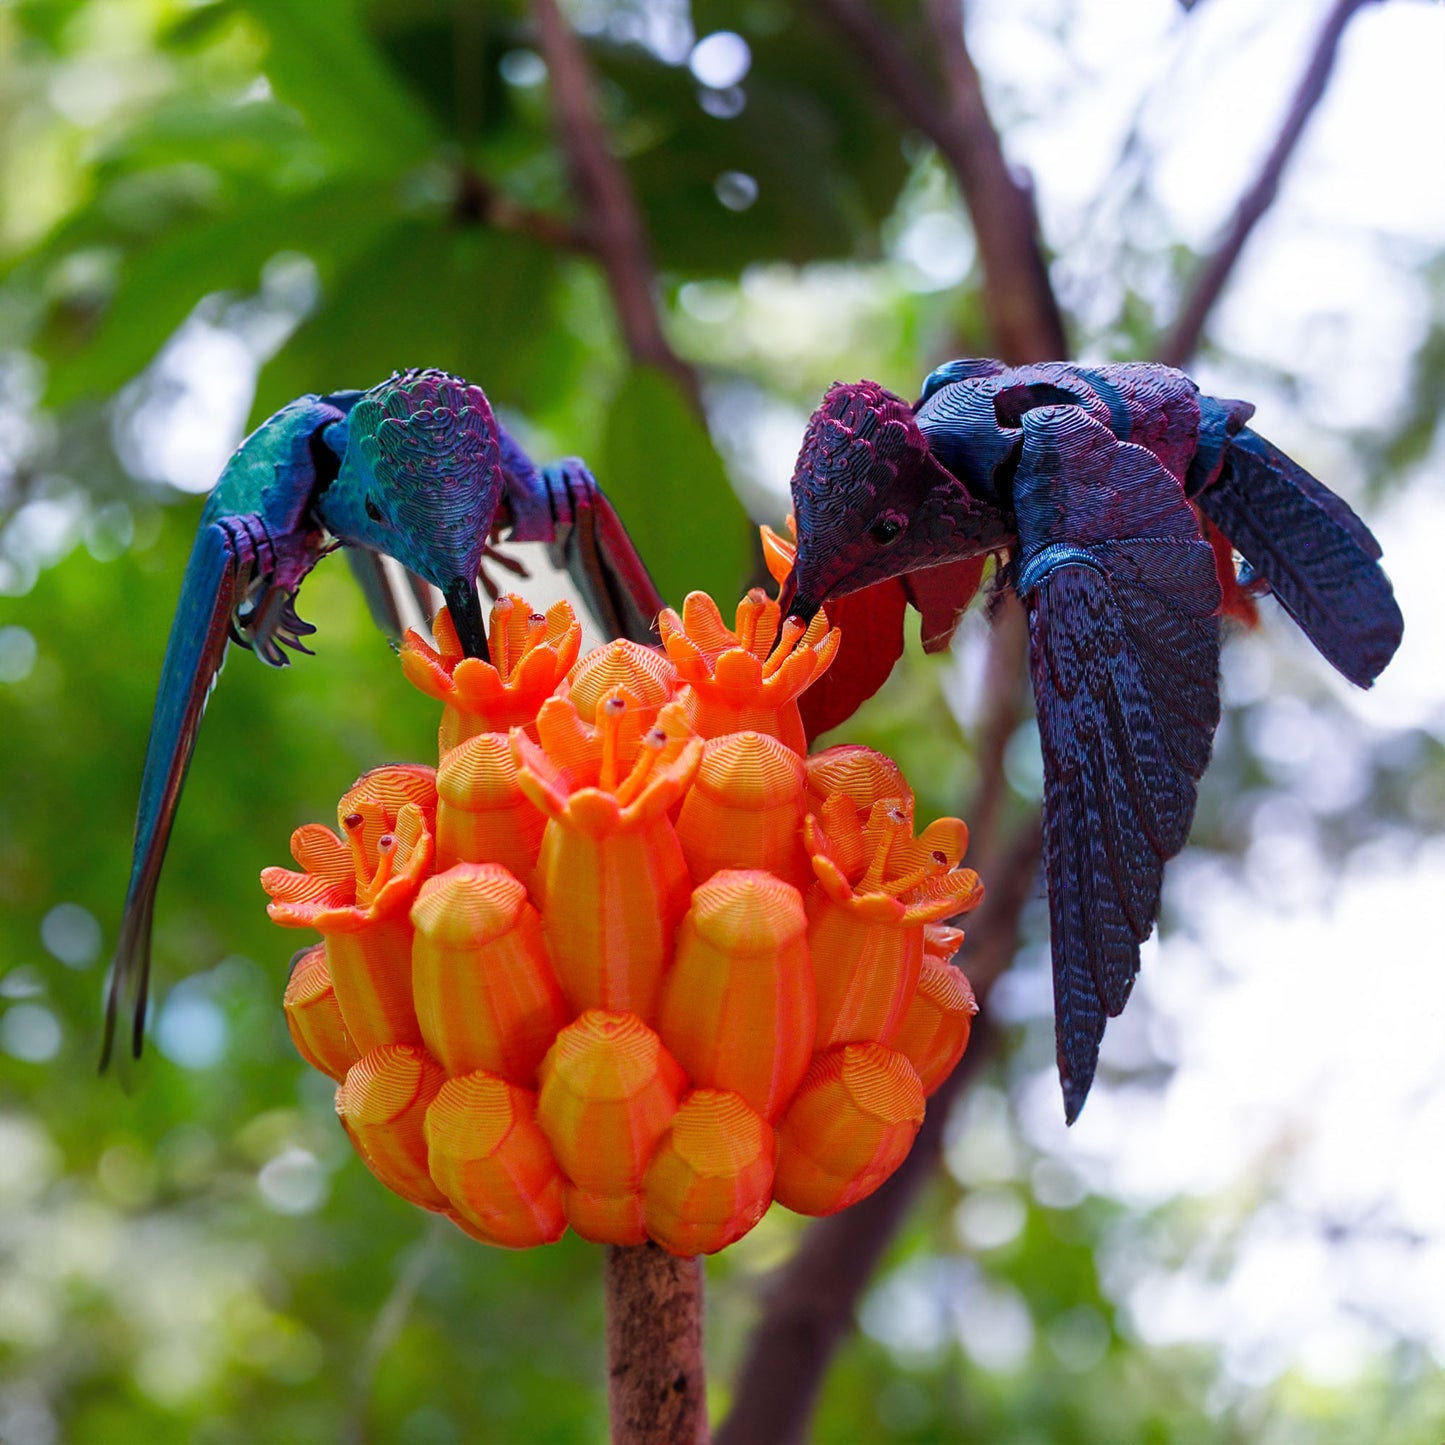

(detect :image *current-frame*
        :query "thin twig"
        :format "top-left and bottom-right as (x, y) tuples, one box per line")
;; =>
(814, 0), (1067, 363)
(1156, 0), (1381, 368)
(452, 166), (592, 253)
(531, 0), (701, 408)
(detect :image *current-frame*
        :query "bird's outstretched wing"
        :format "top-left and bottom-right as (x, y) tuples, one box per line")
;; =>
(1201, 428), (1403, 688)
(102, 522), (242, 1069)
(1015, 407), (1221, 1121)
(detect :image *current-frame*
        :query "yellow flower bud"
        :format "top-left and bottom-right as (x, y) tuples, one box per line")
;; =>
(892, 960), (978, 1097)
(644, 1090), (775, 1257)
(773, 1043), (924, 1216)
(411, 863), (568, 1084)
(424, 1072), (567, 1248)
(675, 731), (812, 890)
(336, 1045), (448, 1210)
(282, 943), (359, 1082)
(657, 871), (814, 1121)
(435, 733), (547, 885)
(536, 1011), (686, 1198)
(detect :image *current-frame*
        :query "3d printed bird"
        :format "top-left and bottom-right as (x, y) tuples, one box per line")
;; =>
(779, 360), (1403, 1121)
(106, 367), (663, 1066)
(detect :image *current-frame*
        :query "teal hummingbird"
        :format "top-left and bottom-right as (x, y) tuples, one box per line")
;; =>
(105, 368), (663, 1067)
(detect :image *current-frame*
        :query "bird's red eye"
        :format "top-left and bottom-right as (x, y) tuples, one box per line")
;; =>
(870, 518), (904, 545)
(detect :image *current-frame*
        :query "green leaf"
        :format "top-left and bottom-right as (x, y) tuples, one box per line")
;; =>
(241, 0), (437, 169)
(38, 181), (394, 408)
(601, 366), (751, 608)
(252, 220), (567, 419)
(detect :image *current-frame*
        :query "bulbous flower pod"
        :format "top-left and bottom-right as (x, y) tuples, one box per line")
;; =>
(657, 871), (814, 1121)
(283, 944), (359, 1082)
(336, 1044), (448, 1211)
(562, 1186), (648, 1247)
(516, 695), (700, 1018)
(410, 863), (568, 1084)
(567, 639), (679, 728)
(402, 596), (581, 754)
(675, 731), (812, 890)
(805, 795), (983, 1049)
(892, 960), (978, 1097)
(773, 1043), (925, 1217)
(262, 765), (437, 1054)
(536, 1011), (687, 1199)
(435, 733), (546, 885)
(805, 745), (910, 819)
(423, 1071), (567, 1248)
(659, 590), (839, 752)
(643, 1090), (775, 1257)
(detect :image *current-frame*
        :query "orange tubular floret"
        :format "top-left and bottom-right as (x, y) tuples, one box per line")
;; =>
(657, 871), (815, 1121)
(516, 696), (700, 1018)
(892, 960), (978, 1097)
(562, 1186), (648, 1246)
(424, 1072), (567, 1248)
(410, 864), (568, 1084)
(337, 1045), (448, 1210)
(435, 733), (547, 885)
(804, 797), (983, 1049)
(401, 596), (582, 754)
(675, 731), (812, 891)
(644, 1090), (776, 1257)
(536, 1011), (687, 1198)
(773, 1043), (925, 1217)
(283, 944), (359, 1081)
(568, 640), (679, 726)
(262, 767), (437, 1054)
(659, 590), (839, 753)
(805, 746), (912, 819)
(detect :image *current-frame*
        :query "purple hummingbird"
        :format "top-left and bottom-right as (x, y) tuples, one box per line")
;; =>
(780, 360), (1403, 1122)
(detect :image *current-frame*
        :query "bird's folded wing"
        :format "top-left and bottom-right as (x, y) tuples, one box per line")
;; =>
(1014, 407), (1221, 1121)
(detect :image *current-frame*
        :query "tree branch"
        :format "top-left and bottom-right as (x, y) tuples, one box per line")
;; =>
(815, 0), (1067, 363)
(531, 0), (701, 407)
(1156, 0), (1381, 369)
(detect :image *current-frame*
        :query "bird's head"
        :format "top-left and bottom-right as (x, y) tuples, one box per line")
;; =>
(317, 369), (501, 658)
(780, 380), (990, 622)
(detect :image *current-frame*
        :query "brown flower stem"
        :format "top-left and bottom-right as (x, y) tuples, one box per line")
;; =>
(605, 1243), (709, 1444)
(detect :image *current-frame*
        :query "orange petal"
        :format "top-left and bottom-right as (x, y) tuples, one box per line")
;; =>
(337, 1045), (448, 1210)
(759, 524), (795, 586)
(892, 960), (978, 1097)
(643, 1089), (775, 1256)
(657, 871), (815, 1121)
(424, 1071), (567, 1248)
(773, 1043), (924, 1216)
(536, 1011), (686, 1197)
(411, 864), (568, 1084)
(283, 943), (359, 1081)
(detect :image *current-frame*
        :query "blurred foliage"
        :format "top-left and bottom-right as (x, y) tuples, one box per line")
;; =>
(1, 2), (1442, 1444)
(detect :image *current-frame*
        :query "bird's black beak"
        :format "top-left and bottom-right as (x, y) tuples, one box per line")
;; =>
(444, 577), (489, 661)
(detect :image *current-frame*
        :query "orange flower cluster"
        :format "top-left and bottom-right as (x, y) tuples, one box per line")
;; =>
(264, 588), (980, 1256)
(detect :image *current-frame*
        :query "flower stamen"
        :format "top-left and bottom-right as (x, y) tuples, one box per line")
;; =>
(615, 728), (668, 808)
